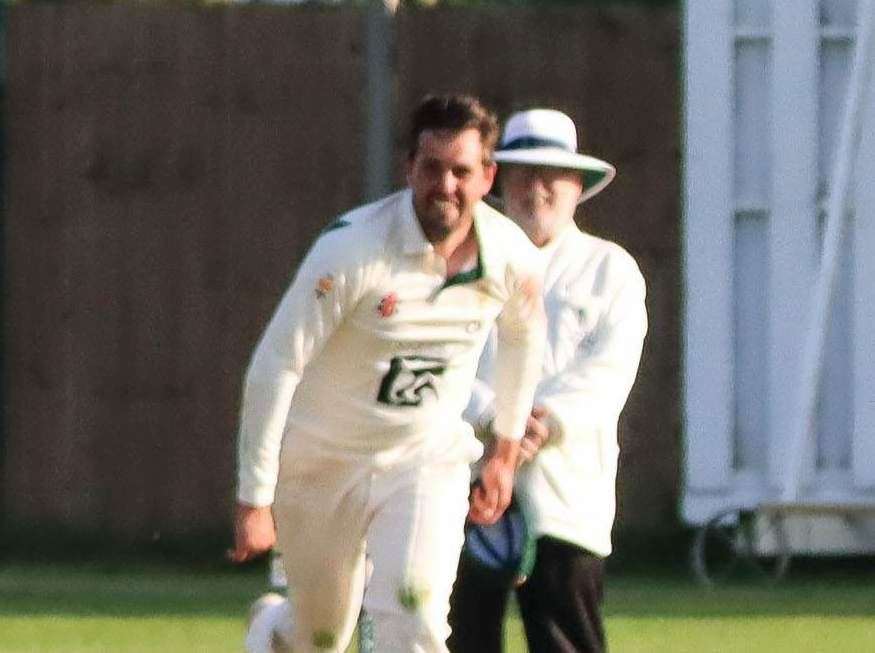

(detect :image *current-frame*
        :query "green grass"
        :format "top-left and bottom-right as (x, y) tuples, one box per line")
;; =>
(0, 561), (266, 653)
(601, 573), (875, 652)
(1, 561), (873, 652)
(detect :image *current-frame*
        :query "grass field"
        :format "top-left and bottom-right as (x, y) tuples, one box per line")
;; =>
(1, 560), (873, 652)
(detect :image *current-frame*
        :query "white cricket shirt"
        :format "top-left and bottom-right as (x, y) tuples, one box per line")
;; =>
(238, 189), (545, 506)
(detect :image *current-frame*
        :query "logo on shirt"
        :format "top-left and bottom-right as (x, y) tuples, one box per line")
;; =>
(377, 292), (398, 318)
(315, 274), (334, 299)
(377, 355), (447, 406)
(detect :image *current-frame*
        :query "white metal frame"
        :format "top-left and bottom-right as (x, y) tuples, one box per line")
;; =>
(683, 0), (875, 526)
(784, 0), (875, 502)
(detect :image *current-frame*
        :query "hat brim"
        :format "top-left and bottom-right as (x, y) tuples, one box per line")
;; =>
(493, 148), (616, 203)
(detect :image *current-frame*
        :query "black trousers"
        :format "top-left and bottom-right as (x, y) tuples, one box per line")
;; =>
(447, 536), (605, 653)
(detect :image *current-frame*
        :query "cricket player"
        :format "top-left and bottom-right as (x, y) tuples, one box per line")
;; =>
(231, 94), (546, 653)
(448, 109), (648, 652)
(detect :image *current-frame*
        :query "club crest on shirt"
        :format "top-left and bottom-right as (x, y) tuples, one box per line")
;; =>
(377, 292), (398, 318)
(315, 274), (334, 299)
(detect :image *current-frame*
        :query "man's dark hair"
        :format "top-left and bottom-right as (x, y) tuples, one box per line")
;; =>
(408, 94), (500, 164)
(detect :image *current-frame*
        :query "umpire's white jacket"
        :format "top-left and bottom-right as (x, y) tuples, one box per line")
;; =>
(466, 222), (647, 557)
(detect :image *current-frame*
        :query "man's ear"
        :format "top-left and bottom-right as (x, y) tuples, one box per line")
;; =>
(483, 161), (498, 192)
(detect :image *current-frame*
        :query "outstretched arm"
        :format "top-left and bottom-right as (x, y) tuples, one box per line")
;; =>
(233, 230), (366, 561)
(469, 270), (545, 524)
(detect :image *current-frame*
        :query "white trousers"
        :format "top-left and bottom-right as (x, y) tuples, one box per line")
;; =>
(272, 437), (476, 653)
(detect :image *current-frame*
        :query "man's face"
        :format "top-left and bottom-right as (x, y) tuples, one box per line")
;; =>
(501, 165), (584, 247)
(407, 128), (496, 243)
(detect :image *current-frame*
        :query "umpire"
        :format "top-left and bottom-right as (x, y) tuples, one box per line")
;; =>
(448, 109), (648, 652)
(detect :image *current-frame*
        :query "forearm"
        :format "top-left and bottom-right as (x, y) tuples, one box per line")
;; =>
(463, 377), (497, 441)
(237, 368), (300, 506)
(492, 287), (546, 441)
(486, 434), (521, 470)
(468, 436), (520, 525)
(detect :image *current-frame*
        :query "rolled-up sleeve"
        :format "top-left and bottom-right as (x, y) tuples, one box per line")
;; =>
(491, 270), (547, 441)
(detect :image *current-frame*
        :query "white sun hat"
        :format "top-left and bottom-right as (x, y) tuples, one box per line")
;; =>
(494, 109), (616, 203)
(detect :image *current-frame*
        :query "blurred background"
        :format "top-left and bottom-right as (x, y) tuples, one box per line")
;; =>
(1, 0), (874, 649)
(1, 0), (681, 559)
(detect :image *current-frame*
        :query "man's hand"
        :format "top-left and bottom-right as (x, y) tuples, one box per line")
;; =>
(229, 502), (276, 563)
(468, 436), (519, 525)
(519, 405), (550, 465)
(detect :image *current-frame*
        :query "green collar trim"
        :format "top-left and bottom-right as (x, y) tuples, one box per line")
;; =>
(441, 218), (485, 289)
(442, 256), (483, 289)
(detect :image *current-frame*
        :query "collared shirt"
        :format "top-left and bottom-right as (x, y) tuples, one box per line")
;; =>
(237, 189), (545, 506)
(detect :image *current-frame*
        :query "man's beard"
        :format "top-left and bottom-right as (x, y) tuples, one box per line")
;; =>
(418, 196), (465, 241)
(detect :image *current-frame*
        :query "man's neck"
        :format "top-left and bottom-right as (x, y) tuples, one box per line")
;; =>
(427, 219), (478, 278)
(442, 226), (479, 278)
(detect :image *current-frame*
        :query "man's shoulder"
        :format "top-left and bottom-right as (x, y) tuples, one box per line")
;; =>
(312, 191), (406, 259)
(569, 229), (641, 276)
(548, 229), (645, 301)
(328, 191), (405, 236)
(475, 201), (539, 256)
